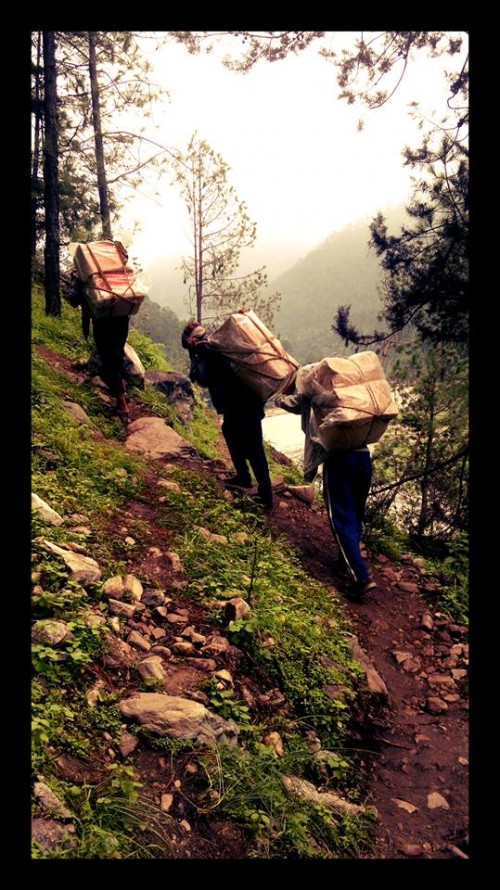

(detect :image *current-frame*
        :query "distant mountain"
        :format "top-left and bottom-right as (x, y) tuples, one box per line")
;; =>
(269, 205), (409, 364)
(130, 295), (187, 373)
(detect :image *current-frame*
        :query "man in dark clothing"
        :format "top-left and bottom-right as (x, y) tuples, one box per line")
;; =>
(276, 388), (375, 600)
(182, 321), (273, 510)
(68, 272), (130, 420)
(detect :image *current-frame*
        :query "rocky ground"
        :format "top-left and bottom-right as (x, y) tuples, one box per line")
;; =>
(268, 482), (469, 860)
(32, 350), (470, 861)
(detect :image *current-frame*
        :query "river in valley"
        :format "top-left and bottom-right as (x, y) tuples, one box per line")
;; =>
(262, 408), (305, 466)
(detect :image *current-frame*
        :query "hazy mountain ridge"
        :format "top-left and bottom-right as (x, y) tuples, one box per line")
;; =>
(129, 294), (188, 374)
(269, 205), (408, 364)
(144, 240), (307, 320)
(141, 204), (408, 366)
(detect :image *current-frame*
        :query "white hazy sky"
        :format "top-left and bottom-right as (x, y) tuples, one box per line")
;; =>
(118, 32), (467, 268)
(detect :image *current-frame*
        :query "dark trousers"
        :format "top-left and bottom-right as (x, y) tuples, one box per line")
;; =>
(322, 448), (372, 584)
(222, 412), (272, 499)
(92, 316), (129, 396)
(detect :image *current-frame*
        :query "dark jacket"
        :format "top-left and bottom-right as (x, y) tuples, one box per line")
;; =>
(188, 340), (264, 419)
(68, 272), (92, 340)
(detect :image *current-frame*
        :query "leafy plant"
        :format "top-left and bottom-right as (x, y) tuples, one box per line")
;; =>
(202, 677), (253, 730)
(197, 741), (373, 859)
(427, 533), (469, 625)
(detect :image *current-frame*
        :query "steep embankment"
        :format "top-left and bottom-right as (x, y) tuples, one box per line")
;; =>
(31, 338), (469, 861)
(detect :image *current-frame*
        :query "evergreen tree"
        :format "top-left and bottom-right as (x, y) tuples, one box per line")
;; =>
(32, 31), (170, 256)
(31, 32), (44, 265)
(369, 340), (468, 542)
(334, 122), (468, 349)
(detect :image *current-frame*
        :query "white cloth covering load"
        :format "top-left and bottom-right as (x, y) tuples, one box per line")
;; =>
(206, 309), (299, 402)
(295, 351), (399, 451)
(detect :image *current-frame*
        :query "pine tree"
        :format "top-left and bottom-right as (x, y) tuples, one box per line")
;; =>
(369, 340), (468, 542)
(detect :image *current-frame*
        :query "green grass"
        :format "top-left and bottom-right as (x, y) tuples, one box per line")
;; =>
(194, 740), (376, 859)
(31, 280), (377, 859)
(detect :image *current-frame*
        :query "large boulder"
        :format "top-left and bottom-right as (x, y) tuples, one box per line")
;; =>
(124, 417), (196, 460)
(86, 342), (146, 389)
(123, 343), (146, 388)
(119, 692), (239, 747)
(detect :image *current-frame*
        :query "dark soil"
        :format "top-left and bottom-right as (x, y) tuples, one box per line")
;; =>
(33, 348), (470, 861)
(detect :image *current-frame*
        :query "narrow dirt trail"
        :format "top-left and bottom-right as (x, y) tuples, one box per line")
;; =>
(268, 491), (469, 860)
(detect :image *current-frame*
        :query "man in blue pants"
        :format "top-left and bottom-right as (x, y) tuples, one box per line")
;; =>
(276, 389), (376, 601)
(322, 446), (375, 599)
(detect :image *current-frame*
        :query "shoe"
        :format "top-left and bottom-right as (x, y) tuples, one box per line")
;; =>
(224, 474), (252, 489)
(252, 492), (273, 511)
(345, 576), (377, 601)
(332, 561), (353, 582)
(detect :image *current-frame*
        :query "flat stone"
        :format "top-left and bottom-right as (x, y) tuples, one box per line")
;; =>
(425, 696), (448, 714)
(32, 493), (64, 526)
(392, 798), (418, 814)
(125, 417), (195, 459)
(427, 792), (450, 810)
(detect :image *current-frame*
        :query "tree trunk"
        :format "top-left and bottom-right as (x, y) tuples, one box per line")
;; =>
(417, 384), (437, 538)
(31, 32), (43, 264)
(42, 31), (61, 316)
(194, 156), (203, 323)
(88, 31), (112, 240)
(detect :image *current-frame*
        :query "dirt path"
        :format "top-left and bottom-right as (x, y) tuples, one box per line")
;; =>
(268, 487), (469, 860)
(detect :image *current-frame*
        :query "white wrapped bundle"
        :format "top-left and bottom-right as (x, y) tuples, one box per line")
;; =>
(296, 352), (398, 451)
(207, 309), (299, 402)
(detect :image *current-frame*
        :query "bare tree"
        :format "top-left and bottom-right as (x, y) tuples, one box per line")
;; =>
(172, 134), (280, 327)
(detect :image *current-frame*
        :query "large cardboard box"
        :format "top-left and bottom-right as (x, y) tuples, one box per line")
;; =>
(70, 241), (147, 318)
(296, 352), (398, 450)
(207, 309), (299, 402)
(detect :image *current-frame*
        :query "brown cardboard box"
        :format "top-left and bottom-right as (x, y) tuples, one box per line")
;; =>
(70, 241), (147, 318)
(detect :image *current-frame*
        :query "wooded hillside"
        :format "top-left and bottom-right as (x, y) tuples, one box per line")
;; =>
(270, 206), (408, 364)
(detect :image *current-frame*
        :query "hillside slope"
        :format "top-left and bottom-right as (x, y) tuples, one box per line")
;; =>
(30, 289), (468, 861)
(269, 206), (408, 364)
